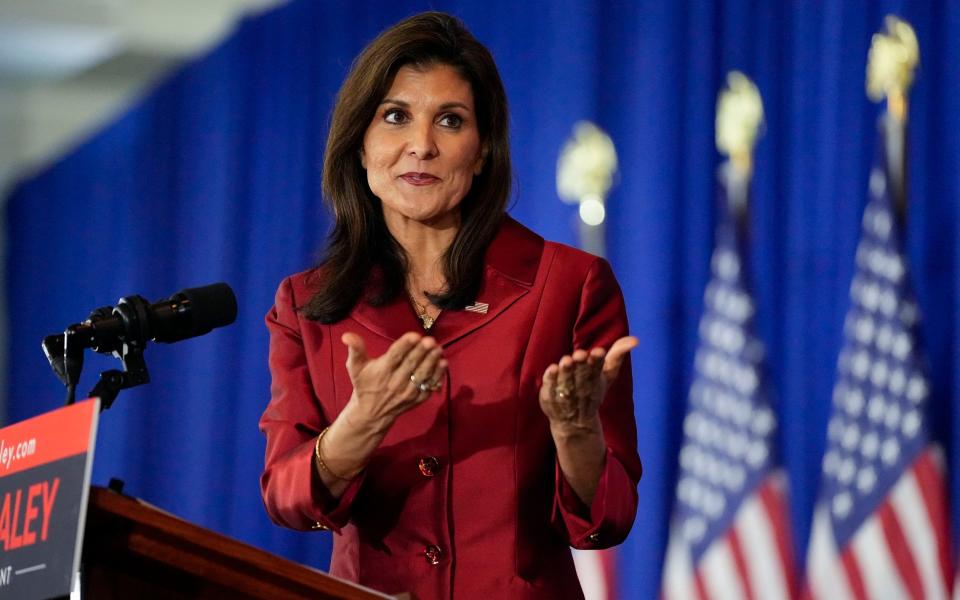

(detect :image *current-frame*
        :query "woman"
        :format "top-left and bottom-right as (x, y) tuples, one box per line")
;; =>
(260, 12), (641, 599)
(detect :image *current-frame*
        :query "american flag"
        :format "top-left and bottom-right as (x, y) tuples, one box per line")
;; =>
(662, 190), (797, 600)
(803, 131), (952, 600)
(574, 548), (617, 599)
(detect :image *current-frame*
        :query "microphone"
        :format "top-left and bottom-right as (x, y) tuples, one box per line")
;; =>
(41, 283), (237, 407)
(62, 282), (237, 353)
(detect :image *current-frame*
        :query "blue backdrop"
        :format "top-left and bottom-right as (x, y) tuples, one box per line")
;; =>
(5, 1), (960, 598)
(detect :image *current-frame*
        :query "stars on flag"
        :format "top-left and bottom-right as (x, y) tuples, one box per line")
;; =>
(819, 166), (931, 545)
(672, 228), (778, 559)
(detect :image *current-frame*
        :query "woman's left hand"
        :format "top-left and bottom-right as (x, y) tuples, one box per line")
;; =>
(539, 336), (639, 435)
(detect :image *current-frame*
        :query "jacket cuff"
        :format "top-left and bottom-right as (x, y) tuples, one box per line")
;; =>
(552, 447), (633, 549)
(307, 441), (366, 534)
(261, 435), (365, 535)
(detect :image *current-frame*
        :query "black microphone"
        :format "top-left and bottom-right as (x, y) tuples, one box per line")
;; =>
(62, 282), (237, 353)
(41, 283), (237, 405)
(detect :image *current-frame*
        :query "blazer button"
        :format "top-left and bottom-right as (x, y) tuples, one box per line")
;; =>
(423, 544), (443, 565)
(418, 456), (440, 477)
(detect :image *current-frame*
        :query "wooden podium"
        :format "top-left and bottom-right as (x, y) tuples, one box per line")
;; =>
(81, 487), (406, 599)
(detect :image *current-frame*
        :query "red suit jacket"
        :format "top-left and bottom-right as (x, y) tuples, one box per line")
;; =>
(260, 217), (641, 599)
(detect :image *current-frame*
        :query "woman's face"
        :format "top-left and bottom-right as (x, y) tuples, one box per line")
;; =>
(361, 64), (484, 228)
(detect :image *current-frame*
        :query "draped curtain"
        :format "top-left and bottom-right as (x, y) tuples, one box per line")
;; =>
(5, 1), (959, 598)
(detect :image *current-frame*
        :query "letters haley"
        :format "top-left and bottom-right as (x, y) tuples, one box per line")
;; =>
(0, 478), (59, 551)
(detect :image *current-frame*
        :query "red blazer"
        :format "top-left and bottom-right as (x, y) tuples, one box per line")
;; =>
(260, 217), (641, 600)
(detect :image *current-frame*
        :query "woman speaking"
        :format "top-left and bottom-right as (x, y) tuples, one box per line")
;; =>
(260, 11), (642, 599)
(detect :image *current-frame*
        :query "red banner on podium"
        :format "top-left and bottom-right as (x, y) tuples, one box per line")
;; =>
(0, 399), (99, 599)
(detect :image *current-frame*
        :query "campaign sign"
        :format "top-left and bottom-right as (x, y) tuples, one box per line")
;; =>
(0, 399), (99, 599)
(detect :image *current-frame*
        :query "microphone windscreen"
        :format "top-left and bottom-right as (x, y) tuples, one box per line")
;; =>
(177, 283), (238, 334)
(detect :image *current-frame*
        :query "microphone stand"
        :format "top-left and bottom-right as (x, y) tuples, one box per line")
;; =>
(84, 342), (150, 411)
(41, 305), (152, 411)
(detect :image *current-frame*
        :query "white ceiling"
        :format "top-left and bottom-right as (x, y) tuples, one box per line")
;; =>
(0, 0), (286, 191)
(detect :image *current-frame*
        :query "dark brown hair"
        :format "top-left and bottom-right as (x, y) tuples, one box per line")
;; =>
(303, 11), (511, 323)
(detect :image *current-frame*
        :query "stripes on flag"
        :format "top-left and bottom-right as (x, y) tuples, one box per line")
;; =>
(664, 473), (796, 600)
(805, 449), (950, 600)
(574, 548), (617, 600)
(464, 301), (489, 314)
(662, 191), (797, 600)
(803, 127), (952, 600)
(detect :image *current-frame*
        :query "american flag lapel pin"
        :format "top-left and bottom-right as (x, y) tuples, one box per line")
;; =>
(464, 301), (489, 314)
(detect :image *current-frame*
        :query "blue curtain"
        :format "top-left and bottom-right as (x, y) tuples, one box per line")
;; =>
(6, 1), (959, 598)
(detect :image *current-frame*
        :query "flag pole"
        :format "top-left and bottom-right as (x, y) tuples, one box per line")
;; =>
(663, 71), (800, 600)
(804, 18), (952, 599)
(866, 15), (919, 226)
(556, 121), (619, 259)
(715, 71), (764, 238)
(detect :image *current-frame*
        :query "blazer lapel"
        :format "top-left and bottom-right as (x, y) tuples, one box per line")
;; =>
(430, 217), (543, 346)
(345, 217), (544, 345)
(349, 272), (423, 341)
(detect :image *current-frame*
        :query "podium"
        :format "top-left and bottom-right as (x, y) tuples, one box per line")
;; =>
(81, 486), (406, 599)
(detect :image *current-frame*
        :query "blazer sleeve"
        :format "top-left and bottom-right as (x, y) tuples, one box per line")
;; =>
(551, 257), (642, 549)
(259, 276), (365, 534)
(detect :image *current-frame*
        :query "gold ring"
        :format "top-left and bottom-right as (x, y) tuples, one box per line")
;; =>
(555, 384), (571, 399)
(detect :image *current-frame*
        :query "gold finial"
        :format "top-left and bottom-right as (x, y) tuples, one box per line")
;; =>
(716, 71), (764, 178)
(556, 121), (618, 226)
(866, 15), (919, 122)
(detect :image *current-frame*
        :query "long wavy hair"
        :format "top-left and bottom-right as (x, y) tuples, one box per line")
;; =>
(302, 12), (511, 323)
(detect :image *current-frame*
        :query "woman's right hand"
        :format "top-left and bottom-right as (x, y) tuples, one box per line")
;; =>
(315, 332), (445, 489)
(340, 331), (447, 433)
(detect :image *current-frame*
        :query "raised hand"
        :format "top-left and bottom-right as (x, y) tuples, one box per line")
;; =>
(316, 332), (448, 488)
(341, 331), (448, 431)
(539, 336), (638, 434)
(538, 336), (638, 505)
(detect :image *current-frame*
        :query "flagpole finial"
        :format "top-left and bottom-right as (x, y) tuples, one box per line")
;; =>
(556, 121), (619, 226)
(866, 15), (919, 122)
(716, 71), (764, 180)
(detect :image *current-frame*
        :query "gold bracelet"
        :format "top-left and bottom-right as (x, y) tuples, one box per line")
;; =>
(314, 427), (352, 481)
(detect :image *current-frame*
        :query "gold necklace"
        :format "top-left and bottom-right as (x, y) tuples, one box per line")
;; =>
(409, 293), (440, 330)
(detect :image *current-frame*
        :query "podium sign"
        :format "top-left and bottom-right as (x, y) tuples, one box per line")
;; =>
(0, 399), (99, 599)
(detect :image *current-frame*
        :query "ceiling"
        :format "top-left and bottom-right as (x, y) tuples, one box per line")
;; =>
(0, 0), (286, 193)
